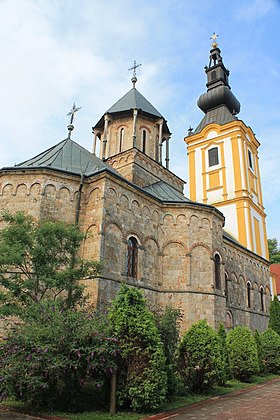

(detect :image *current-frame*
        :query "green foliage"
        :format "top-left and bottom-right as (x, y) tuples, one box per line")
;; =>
(109, 284), (167, 411)
(0, 211), (100, 316)
(178, 320), (224, 392)
(254, 330), (263, 372)
(0, 302), (120, 409)
(226, 326), (259, 381)
(259, 328), (280, 373)
(217, 323), (231, 384)
(156, 305), (181, 397)
(268, 296), (280, 336)
(268, 238), (280, 264)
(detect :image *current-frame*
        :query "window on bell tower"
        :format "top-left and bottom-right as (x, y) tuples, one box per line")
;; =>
(119, 128), (124, 153)
(142, 129), (147, 154)
(248, 149), (254, 170)
(208, 147), (219, 167)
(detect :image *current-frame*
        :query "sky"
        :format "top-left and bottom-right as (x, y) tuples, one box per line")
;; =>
(0, 0), (280, 242)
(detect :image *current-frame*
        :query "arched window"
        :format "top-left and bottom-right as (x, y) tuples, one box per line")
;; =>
(225, 272), (229, 303)
(142, 129), (147, 153)
(214, 254), (221, 290)
(127, 237), (138, 278)
(247, 282), (251, 308)
(226, 310), (233, 329)
(119, 128), (124, 153)
(260, 286), (265, 312)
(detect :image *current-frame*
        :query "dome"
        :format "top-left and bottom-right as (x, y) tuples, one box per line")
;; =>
(197, 85), (240, 115)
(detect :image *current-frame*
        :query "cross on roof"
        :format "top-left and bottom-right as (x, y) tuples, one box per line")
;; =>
(67, 102), (81, 125)
(128, 60), (142, 78)
(210, 32), (219, 46)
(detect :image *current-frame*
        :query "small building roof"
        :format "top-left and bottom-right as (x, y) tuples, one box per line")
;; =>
(3, 138), (117, 177)
(143, 181), (192, 203)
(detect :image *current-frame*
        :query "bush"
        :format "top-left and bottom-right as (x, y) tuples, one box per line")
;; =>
(156, 305), (181, 397)
(259, 328), (280, 374)
(0, 302), (120, 409)
(217, 323), (231, 384)
(226, 326), (259, 381)
(109, 284), (167, 411)
(178, 320), (224, 392)
(268, 296), (280, 336)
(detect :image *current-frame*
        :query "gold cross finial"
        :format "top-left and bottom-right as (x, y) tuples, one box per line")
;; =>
(210, 32), (219, 47)
(128, 60), (142, 78)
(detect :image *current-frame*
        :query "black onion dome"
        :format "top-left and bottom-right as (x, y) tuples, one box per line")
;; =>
(197, 85), (240, 115)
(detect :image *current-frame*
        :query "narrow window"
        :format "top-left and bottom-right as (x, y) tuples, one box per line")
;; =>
(127, 237), (138, 278)
(248, 150), (253, 170)
(225, 272), (229, 303)
(208, 147), (219, 167)
(214, 254), (221, 290)
(211, 70), (217, 81)
(142, 129), (147, 153)
(119, 128), (124, 153)
(260, 287), (264, 312)
(247, 282), (251, 308)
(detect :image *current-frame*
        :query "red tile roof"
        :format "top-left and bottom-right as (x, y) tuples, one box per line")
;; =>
(270, 264), (280, 294)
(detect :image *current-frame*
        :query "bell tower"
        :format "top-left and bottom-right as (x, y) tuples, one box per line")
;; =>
(92, 64), (185, 193)
(185, 36), (268, 259)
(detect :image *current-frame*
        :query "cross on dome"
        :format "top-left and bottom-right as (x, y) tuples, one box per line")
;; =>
(128, 60), (142, 87)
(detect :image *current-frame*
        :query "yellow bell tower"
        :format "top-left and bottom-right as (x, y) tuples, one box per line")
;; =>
(185, 36), (268, 259)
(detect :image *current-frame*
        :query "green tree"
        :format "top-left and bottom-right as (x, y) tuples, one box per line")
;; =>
(0, 211), (100, 316)
(268, 295), (280, 335)
(268, 238), (280, 264)
(226, 326), (259, 381)
(156, 305), (181, 397)
(109, 284), (167, 411)
(178, 320), (224, 392)
(259, 328), (280, 374)
(0, 302), (120, 409)
(217, 323), (231, 384)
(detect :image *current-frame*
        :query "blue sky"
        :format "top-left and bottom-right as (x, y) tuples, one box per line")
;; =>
(1, 0), (280, 242)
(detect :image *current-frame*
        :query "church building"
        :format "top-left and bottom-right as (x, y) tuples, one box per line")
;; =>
(0, 40), (271, 332)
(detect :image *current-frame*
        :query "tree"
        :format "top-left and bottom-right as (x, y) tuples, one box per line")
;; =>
(178, 320), (224, 392)
(0, 302), (120, 409)
(109, 284), (167, 411)
(259, 328), (280, 374)
(268, 295), (280, 335)
(217, 323), (231, 384)
(0, 211), (100, 316)
(268, 238), (280, 264)
(226, 326), (259, 381)
(156, 305), (181, 397)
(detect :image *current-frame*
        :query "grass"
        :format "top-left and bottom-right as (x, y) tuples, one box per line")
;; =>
(1, 374), (279, 420)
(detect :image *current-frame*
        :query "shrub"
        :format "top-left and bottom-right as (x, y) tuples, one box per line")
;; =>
(0, 302), (120, 409)
(254, 329), (263, 372)
(178, 320), (224, 392)
(156, 305), (181, 397)
(259, 328), (280, 374)
(226, 326), (259, 381)
(268, 296), (280, 336)
(217, 323), (231, 384)
(109, 284), (167, 411)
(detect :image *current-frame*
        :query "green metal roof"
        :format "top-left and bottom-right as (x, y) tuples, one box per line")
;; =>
(10, 138), (117, 177)
(194, 105), (237, 134)
(143, 181), (191, 203)
(107, 87), (162, 117)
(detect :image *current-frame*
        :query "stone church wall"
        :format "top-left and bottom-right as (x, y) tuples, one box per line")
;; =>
(223, 239), (270, 332)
